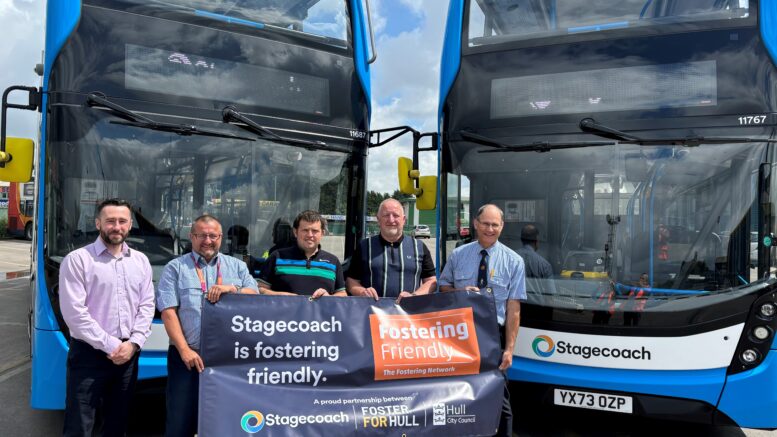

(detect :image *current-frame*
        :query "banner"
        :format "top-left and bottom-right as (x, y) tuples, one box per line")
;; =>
(199, 291), (505, 436)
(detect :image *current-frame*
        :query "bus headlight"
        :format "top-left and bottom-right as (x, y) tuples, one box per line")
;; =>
(753, 326), (771, 341)
(760, 303), (776, 318)
(741, 349), (760, 364)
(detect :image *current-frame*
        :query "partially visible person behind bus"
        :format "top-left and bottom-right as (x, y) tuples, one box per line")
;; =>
(516, 224), (555, 293)
(346, 198), (436, 301)
(259, 210), (346, 298)
(438, 204), (526, 437)
(156, 214), (259, 437)
(59, 198), (155, 437)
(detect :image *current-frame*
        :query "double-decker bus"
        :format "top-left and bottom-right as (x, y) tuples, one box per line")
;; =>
(438, 0), (777, 428)
(0, 0), (374, 409)
(6, 180), (34, 240)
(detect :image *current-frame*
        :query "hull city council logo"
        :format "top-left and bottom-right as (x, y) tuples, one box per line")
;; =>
(241, 411), (265, 433)
(532, 335), (555, 358)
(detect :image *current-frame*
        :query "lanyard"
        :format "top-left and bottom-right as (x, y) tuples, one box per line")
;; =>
(190, 254), (222, 293)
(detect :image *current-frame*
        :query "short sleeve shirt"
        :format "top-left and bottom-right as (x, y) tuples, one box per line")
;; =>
(258, 245), (345, 296)
(439, 241), (526, 325)
(155, 252), (259, 349)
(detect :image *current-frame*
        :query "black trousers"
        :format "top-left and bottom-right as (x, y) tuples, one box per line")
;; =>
(165, 345), (200, 437)
(496, 324), (513, 437)
(63, 339), (139, 437)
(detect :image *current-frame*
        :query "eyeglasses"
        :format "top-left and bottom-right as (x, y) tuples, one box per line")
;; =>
(191, 233), (222, 240)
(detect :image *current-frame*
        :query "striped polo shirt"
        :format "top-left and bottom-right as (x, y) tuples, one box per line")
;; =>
(347, 234), (436, 298)
(258, 245), (345, 296)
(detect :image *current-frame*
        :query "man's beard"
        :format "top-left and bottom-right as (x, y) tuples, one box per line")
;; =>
(100, 229), (127, 246)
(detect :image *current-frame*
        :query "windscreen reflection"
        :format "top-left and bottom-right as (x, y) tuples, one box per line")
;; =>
(46, 110), (351, 276)
(448, 141), (768, 316)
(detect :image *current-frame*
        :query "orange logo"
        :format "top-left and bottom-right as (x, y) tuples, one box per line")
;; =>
(369, 308), (481, 381)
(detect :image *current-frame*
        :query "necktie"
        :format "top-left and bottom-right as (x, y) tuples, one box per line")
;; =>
(478, 249), (489, 289)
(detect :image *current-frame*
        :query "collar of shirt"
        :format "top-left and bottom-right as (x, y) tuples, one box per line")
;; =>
(378, 234), (405, 247)
(476, 240), (501, 255)
(192, 252), (220, 266)
(93, 237), (130, 258)
(291, 244), (321, 260)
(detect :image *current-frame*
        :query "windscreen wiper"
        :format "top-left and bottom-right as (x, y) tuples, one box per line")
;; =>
(459, 130), (616, 153)
(86, 93), (254, 141)
(581, 118), (777, 146)
(222, 106), (332, 151)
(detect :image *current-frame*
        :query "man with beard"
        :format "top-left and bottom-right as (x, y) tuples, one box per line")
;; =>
(259, 210), (347, 297)
(346, 198), (436, 300)
(156, 214), (259, 437)
(59, 198), (155, 437)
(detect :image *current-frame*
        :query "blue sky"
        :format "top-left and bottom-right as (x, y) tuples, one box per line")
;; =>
(0, 0), (446, 193)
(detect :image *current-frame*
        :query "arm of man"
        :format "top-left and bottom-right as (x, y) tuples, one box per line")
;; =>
(346, 277), (379, 299)
(256, 252), (296, 296)
(411, 245), (438, 296)
(329, 260), (347, 297)
(58, 253), (121, 355)
(499, 255), (527, 371)
(499, 299), (521, 371)
(161, 308), (204, 373)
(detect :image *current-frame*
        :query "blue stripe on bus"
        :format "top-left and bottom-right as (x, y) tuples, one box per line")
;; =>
(351, 0), (372, 116)
(718, 352), (777, 428)
(762, 0), (777, 67)
(194, 10), (265, 29)
(568, 21), (629, 33)
(508, 356), (726, 406)
(438, 0), (464, 116)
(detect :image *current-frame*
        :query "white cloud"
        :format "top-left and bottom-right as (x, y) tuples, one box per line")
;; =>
(367, 0), (446, 193)
(0, 0), (45, 140)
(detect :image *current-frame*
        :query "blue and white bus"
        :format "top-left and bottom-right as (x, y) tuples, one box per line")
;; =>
(438, 0), (777, 428)
(0, 0), (375, 409)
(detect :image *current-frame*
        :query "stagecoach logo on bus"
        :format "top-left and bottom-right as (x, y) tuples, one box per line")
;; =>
(531, 334), (652, 361)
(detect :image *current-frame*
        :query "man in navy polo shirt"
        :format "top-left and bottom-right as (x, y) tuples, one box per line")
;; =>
(259, 210), (346, 297)
(346, 198), (436, 300)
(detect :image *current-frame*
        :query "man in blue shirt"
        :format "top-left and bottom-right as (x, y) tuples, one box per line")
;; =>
(156, 214), (259, 437)
(439, 204), (526, 437)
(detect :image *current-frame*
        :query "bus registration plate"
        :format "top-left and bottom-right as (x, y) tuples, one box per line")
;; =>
(554, 389), (633, 414)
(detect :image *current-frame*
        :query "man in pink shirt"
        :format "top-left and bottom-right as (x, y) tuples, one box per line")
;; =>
(59, 198), (155, 437)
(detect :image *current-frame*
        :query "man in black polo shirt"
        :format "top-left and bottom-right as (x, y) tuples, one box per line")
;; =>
(347, 198), (436, 300)
(259, 210), (346, 297)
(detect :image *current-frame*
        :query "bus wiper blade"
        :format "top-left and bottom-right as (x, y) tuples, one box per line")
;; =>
(87, 92), (156, 124)
(222, 106), (329, 150)
(459, 131), (615, 153)
(111, 121), (256, 141)
(580, 118), (642, 141)
(87, 93), (254, 141)
(621, 136), (777, 147)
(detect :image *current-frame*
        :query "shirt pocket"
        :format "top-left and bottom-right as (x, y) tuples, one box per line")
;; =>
(453, 271), (476, 288)
(489, 275), (509, 297)
(178, 276), (204, 309)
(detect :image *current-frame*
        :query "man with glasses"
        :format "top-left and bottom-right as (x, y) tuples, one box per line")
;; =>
(156, 214), (259, 437)
(439, 204), (526, 437)
(59, 198), (155, 437)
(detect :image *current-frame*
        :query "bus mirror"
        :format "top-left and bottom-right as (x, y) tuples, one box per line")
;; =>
(624, 153), (648, 182)
(0, 137), (34, 182)
(416, 175), (437, 210)
(398, 157), (419, 195)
